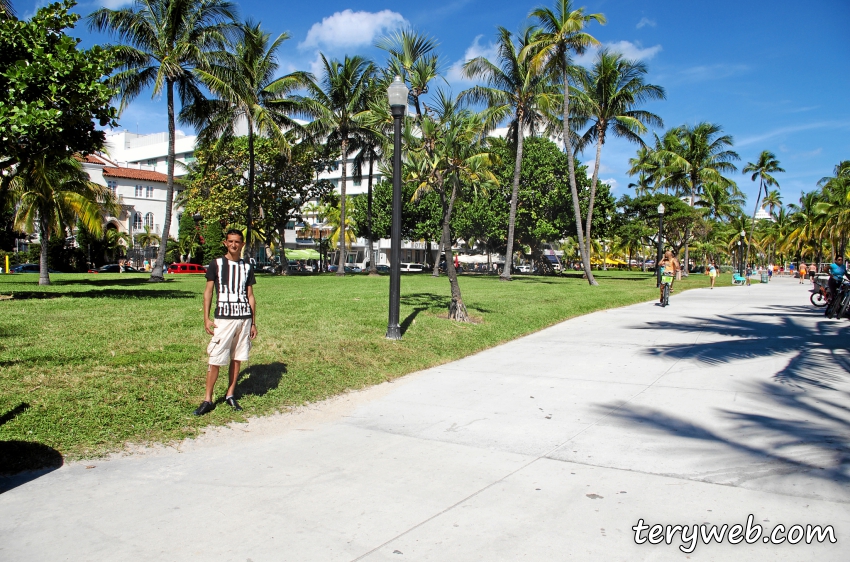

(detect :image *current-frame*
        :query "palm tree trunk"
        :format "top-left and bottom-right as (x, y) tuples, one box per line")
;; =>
(501, 118), (525, 282)
(367, 155), (378, 275)
(745, 179), (763, 270)
(150, 80), (176, 282)
(433, 203), (443, 278)
(444, 178), (469, 322)
(562, 67), (597, 286)
(38, 219), (50, 286)
(336, 140), (348, 276)
(584, 127), (605, 265)
(246, 120), (255, 260)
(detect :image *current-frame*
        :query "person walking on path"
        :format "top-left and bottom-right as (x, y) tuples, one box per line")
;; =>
(194, 229), (258, 416)
(745, 264), (752, 286)
(799, 262), (807, 283)
(708, 261), (717, 289)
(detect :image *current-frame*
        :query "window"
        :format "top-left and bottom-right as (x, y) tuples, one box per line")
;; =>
(107, 181), (117, 195)
(145, 213), (154, 228)
(133, 213), (143, 230)
(147, 159), (156, 166)
(353, 178), (362, 186)
(146, 186), (153, 198)
(184, 152), (196, 163)
(135, 185), (143, 197)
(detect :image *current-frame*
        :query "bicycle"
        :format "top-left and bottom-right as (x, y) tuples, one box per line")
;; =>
(811, 275), (829, 307)
(825, 278), (850, 319)
(660, 273), (674, 307)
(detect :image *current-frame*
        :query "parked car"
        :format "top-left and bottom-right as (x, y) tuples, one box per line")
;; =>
(11, 263), (59, 273)
(375, 264), (390, 273)
(515, 264), (531, 273)
(399, 262), (425, 273)
(167, 263), (207, 274)
(89, 264), (141, 273)
(345, 265), (363, 273)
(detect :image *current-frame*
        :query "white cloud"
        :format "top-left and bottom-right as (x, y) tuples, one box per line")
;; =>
(446, 35), (499, 88)
(574, 40), (662, 66)
(446, 35), (499, 86)
(601, 178), (619, 189)
(636, 17), (656, 29)
(678, 63), (748, 82)
(738, 121), (850, 147)
(299, 10), (407, 51)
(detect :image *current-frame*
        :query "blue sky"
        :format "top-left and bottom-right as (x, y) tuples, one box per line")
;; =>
(25, 0), (850, 207)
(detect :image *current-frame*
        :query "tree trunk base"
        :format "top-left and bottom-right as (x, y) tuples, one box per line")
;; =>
(431, 272), (440, 278)
(448, 298), (471, 322)
(368, 272), (380, 277)
(38, 278), (50, 286)
(148, 275), (166, 283)
(499, 274), (512, 281)
(335, 272), (345, 277)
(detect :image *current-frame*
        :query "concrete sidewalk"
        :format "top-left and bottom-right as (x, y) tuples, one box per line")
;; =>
(1, 278), (848, 561)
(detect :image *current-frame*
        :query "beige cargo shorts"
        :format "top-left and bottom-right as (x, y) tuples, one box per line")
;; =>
(207, 318), (252, 366)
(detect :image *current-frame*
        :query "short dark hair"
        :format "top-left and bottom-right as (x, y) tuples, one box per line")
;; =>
(224, 229), (244, 241)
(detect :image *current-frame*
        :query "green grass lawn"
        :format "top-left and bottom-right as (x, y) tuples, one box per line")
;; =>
(0, 269), (717, 469)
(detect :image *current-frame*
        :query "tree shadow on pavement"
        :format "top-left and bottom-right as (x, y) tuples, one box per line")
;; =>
(597, 305), (850, 486)
(0, 403), (64, 493)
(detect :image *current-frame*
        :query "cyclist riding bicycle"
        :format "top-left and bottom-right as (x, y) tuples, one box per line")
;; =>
(827, 256), (848, 301)
(659, 250), (680, 305)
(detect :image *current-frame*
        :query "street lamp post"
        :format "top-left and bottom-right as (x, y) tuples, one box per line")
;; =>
(656, 203), (665, 287)
(386, 76), (408, 340)
(740, 229), (746, 275)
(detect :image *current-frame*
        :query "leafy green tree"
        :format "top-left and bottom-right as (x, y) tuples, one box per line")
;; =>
(88, 0), (237, 281)
(303, 55), (376, 276)
(571, 49), (665, 263)
(201, 220), (224, 262)
(655, 123), (739, 270)
(617, 193), (702, 260)
(182, 20), (311, 256)
(11, 156), (118, 284)
(461, 26), (560, 280)
(0, 1), (116, 194)
(526, 0), (606, 285)
(742, 150), (783, 266)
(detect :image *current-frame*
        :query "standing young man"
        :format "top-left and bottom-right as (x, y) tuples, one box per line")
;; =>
(193, 229), (257, 416)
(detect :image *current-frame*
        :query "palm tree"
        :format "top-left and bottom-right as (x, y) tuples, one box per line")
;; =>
(376, 29), (439, 120)
(406, 91), (498, 321)
(352, 75), (392, 276)
(323, 197), (357, 251)
(0, 0), (14, 18)
(461, 26), (560, 281)
(303, 55), (376, 276)
(525, 0), (606, 285)
(742, 150), (784, 268)
(762, 189), (783, 216)
(135, 225), (162, 248)
(12, 157), (118, 284)
(181, 21), (311, 258)
(88, 0), (237, 281)
(655, 122), (739, 273)
(571, 49), (665, 264)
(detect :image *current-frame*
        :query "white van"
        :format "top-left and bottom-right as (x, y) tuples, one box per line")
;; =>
(399, 263), (425, 273)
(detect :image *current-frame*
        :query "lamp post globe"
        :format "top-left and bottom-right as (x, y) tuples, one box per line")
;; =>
(386, 76), (408, 340)
(656, 203), (665, 287)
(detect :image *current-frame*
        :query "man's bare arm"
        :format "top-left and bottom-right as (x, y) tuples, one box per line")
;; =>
(247, 285), (257, 339)
(203, 280), (216, 335)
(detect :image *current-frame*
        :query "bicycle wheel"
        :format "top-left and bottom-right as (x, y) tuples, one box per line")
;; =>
(662, 284), (670, 307)
(839, 293), (850, 319)
(826, 294), (840, 318)
(811, 291), (828, 307)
